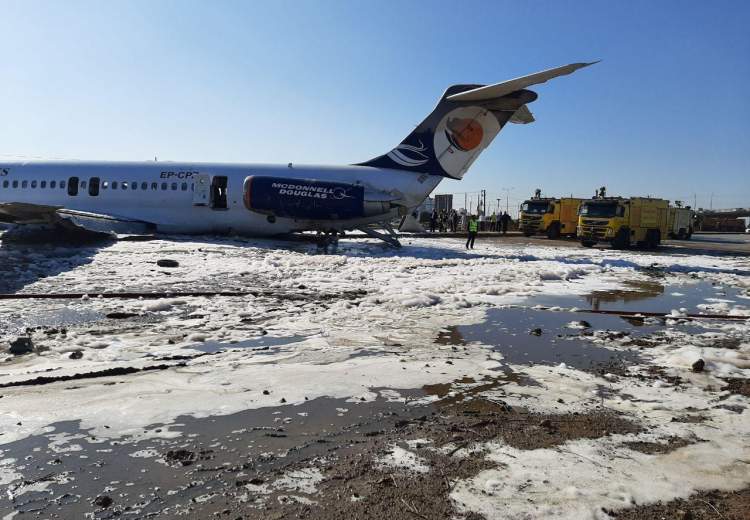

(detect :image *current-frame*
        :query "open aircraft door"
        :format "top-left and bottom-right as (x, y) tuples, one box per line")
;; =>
(193, 174), (210, 206)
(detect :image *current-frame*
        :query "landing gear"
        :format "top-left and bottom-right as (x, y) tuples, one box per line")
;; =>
(357, 224), (402, 248)
(316, 230), (340, 253)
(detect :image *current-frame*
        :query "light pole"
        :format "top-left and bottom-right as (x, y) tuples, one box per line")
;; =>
(501, 187), (514, 216)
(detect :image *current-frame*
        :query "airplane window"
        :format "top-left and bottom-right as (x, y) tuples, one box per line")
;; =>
(12, 180), (18, 188)
(112, 181), (118, 189)
(151, 182), (158, 190)
(31, 180), (37, 188)
(51, 180), (57, 188)
(122, 182), (128, 190)
(181, 182), (188, 191)
(67, 177), (78, 196)
(2, 180), (8, 188)
(131, 182), (138, 191)
(141, 182), (148, 190)
(89, 177), (100, 196)
(41, 181), (47, 188)
(161, 182), (167, 190)
(171, 182), (178, 190)
(22, 181), (28, 188)
(102, 181), (109, 189)
(60, 180), (66, 189)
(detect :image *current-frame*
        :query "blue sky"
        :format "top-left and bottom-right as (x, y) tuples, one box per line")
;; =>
(1, 0), (748, 211)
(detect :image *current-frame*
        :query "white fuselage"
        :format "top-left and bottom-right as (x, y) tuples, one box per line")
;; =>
(0, 161), (441, 235)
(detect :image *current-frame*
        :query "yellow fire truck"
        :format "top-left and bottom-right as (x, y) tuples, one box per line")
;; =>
(577, 191), (669, 249)
(519, 190), (583, 239)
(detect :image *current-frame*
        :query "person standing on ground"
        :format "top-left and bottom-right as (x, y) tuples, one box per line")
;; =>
(466, 215), (478, 249)
(501, 211), (511, 235)
(490, 212), (497, 232)
(430, 209), (437, 233)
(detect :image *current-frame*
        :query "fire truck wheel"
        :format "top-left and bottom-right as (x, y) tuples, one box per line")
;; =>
(612, 228), (630, 249)
(546, 222), (561, 240)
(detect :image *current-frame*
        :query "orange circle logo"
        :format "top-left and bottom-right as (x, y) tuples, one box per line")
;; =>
(445, 118), (484, 152)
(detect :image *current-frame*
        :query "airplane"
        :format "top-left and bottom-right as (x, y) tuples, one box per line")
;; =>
(0, 62), (596, 248)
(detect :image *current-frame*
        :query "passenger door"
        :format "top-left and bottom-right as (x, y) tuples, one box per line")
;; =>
(210, 176), (228, 210)
(193, 174), (210, 206)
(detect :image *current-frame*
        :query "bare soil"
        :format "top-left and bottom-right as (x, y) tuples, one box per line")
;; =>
(722, 378), (750, 398)
(622, 436), (700, 454)
(609, 487), (750, 520)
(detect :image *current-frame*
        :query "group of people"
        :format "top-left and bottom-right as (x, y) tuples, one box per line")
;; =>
(429, 209), (512, 236)
(486, 211), (512, 233)
(428, 208), (513, 249)
(465, 213), (510, 249)
(429, 208), (461, 233)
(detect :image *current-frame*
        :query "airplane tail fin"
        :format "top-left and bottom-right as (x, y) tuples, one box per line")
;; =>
(357, 62), (597, 180)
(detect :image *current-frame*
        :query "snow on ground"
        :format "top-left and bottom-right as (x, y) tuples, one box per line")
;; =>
(1, 235), (749, 516)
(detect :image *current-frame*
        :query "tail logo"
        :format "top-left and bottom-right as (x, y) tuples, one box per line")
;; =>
(434, 107), (500, 179)
(445, 118), (484, 152)
(386, 140), (430, 168)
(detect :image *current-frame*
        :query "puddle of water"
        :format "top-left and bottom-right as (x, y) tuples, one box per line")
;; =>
(529, 281), (745, 315)
(0, 307), (103, 336)
(437, 307), (644, 370)
(0, 387), (434, 518)
(190, 335), (308, 354)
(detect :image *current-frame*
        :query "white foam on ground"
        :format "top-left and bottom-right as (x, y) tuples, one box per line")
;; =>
(449, 314), (750, 518)
(452, 425), (749, 520)
(0, 236), (748, 515)
(377, 445), (430, 474)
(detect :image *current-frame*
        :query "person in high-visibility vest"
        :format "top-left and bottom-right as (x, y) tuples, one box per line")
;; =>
(466, 215), (478, 249)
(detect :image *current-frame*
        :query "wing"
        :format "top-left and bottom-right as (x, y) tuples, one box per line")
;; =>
(0, 202), (156, 234)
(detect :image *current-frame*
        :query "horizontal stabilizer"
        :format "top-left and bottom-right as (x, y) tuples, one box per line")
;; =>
(447, 61), (598, 102)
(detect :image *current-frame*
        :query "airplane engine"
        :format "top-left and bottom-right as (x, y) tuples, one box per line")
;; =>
(243, 176), (395, 220)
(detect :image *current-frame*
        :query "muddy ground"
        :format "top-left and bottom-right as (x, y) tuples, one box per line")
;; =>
(1, 376), (647, 519)
(1, 234), (749, 519)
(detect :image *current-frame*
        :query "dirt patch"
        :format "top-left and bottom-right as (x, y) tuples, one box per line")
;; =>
(609, 487), (750, 519)
(622, 436), (699, 454)
(268, 448), (495, 520)
(624, 365), (685, 386)
(722, 378), (750, 398)
(426, 402), (641, 452)
(421, 375), (641, 450)
(217, 405), (639, 520)
(671, 413), (710, 424)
